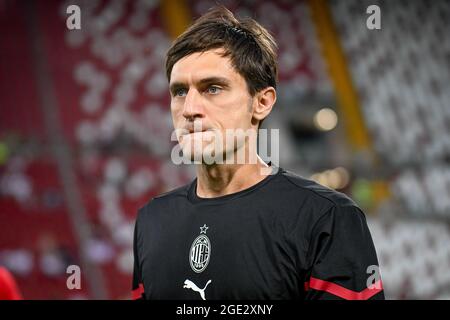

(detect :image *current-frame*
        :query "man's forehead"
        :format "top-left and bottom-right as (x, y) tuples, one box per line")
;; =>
(170, 49), (237, 83)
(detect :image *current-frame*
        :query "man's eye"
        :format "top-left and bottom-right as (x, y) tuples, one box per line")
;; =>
(174, 88), (188, 97)
(206, 86), (221, 94)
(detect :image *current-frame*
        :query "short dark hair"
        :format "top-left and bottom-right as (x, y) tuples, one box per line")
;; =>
(165, 6), (278, 97)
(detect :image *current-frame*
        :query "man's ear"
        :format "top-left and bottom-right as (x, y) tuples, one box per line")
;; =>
(252, 86), (276, 124)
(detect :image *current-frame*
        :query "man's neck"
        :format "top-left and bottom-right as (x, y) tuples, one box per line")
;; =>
(195, 156), (272, 198)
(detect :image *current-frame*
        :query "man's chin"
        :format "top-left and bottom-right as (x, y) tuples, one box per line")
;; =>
(180, 146), (227, 164)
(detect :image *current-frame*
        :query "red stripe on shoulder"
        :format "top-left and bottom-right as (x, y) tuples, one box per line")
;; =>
(305, 277), (383, 300)
(132, 283), (145, 300)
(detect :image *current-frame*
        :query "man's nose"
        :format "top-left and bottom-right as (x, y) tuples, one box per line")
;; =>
(182, 89), (205, 121)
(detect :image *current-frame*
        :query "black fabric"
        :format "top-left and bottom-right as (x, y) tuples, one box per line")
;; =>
(132, 167), (384, 300)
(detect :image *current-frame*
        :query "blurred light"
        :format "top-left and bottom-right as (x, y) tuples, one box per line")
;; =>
(0, 249), (34, 276)
(85, 238), (115, 265)
(76, 120), (98, 145)
(116, 248), (133, 274)
(97, 184), (120, 203)
(313, 108), (338, 131)
(324, 169), (340, 189)
(335, 166), (350, 189)
(310, 166), (350, 190)
(125, 168), (156, 199)
(0, 142), (9, 165)
(352, 179), (374, 208)
(104, 158), (127, 185)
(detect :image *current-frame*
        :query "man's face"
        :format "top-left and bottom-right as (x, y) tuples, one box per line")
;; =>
(169, 49), (255, 163)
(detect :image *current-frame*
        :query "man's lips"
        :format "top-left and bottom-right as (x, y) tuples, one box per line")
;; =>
(180, 128), (216, 141)
(183, 127), (214, 134)
(187, 129), (207, 134)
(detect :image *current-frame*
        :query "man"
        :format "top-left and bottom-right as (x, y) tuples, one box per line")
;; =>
(132, 6), (384, 300)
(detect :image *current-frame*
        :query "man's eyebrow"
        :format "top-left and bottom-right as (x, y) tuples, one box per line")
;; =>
(197, 77), (231, 87)
(169, 77), (231, 93)
(169, 82), (187, 94)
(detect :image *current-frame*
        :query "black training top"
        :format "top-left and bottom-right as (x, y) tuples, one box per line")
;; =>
(132, 167), (384, 300)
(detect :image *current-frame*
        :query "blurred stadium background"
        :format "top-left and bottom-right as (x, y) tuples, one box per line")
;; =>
(0, 0), (449, 299)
